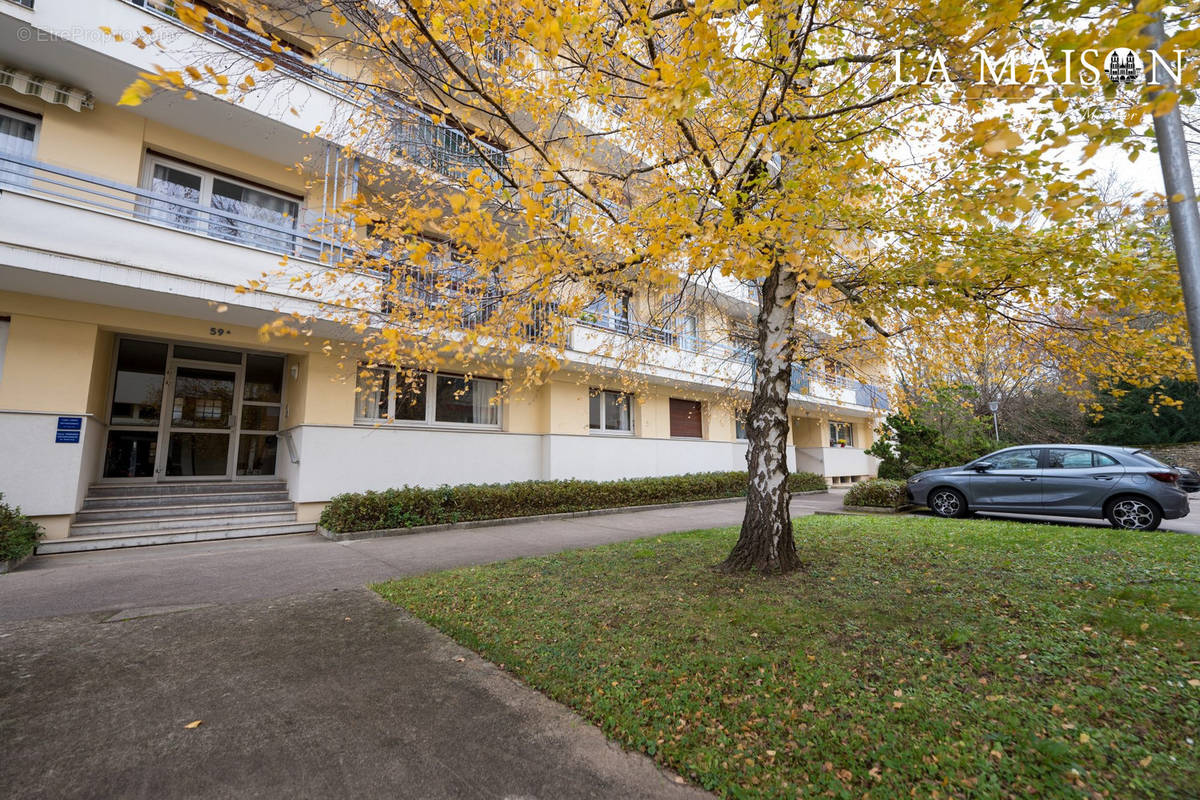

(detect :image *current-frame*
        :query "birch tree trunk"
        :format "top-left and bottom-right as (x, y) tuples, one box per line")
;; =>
(720, 258), (802, 573)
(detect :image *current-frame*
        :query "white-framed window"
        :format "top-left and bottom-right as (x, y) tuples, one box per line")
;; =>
(584, 294), (631, 333)
(735, 412), (748, 440)
(589, 389), (633, 434)
(676, 313), (699, 351)
(355, 365), (501, 427)
(829, 421), (853, 447)
(139, 154), (302, 252)
(0, 106), (40, 187)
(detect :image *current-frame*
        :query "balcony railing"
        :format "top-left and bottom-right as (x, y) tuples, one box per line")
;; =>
(392, 110), (510, 184)
(0, 153), (336, 262)
(125, 0), (337, 91)
(579, 315), (757, 365)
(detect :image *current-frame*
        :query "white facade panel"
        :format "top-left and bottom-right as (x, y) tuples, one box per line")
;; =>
(795, 446), (880, 478)
(0, 411), (97, 516)
(283, 425), (545, 502)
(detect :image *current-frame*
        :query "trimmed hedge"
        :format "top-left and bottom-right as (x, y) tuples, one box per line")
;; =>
(844, 478), (909, 509)
(320, 471), (828, 533)
(1, 494), (43, 565)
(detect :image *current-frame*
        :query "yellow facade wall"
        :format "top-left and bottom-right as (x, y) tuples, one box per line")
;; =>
(545, 380), (590, 436)
(0, 314), (98, 413)
(504, 383), (545, 434)
(791, 416), (824, 448)
(292, 351), (355, 427)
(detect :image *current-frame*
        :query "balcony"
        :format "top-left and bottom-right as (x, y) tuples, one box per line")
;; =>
(125, 0), (335, 91)
(392, 109), (510, 184)
(0, 153), (339, 263)
(793, 366), (890, 411)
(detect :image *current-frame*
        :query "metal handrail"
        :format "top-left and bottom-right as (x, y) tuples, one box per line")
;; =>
(0, 153), (337, 261)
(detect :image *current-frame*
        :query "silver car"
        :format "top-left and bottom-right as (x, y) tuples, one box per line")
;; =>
(906, 444), (1189, 531)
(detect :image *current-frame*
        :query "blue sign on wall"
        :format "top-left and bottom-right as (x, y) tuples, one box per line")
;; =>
(57, 416), (83, 431)
(55, 430), (81, 444)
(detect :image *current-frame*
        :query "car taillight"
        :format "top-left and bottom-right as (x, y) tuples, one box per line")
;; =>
(1148, 471), (1178, 483)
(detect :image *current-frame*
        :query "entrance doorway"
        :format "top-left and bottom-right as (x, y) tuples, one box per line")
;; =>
(162, 362), (240, 479)
(103, 338), (285, 481)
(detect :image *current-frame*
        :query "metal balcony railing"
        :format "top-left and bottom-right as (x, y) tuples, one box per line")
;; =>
(578, 315), (757, 365)
(0, 153), (336, 262)
(125, 0), (337, 90)
(392, 111), (510, 184)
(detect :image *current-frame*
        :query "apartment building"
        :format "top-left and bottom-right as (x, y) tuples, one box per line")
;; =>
(0, 0), (888, 553)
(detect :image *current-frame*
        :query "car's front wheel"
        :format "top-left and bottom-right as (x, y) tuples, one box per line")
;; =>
(927, 487), (968, 519)
(1105, 496), (1162, 531)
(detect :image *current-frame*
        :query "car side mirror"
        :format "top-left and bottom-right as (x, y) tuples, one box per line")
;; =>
(972, 462), (994, 472)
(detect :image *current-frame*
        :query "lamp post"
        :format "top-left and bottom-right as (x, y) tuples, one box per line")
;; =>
(988, 400), (1000, 443)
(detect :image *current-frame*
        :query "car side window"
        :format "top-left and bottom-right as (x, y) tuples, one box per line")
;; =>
(1045, 449), (1093, 469)
(1092, 452), (1118, 468)
(991, 448), (1041, 470)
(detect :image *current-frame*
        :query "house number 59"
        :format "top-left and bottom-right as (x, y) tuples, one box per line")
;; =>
(210, 327), (230, 336)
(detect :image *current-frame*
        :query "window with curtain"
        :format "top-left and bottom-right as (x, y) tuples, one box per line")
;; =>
(354, 365), (500, 426)
(829, 421), (854, 447)
(589, 389), (633, 433)
(0, 108), (38, 187)
(140, 154), (301, 254)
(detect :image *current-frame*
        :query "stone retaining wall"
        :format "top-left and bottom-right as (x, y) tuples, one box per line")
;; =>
(1139, 443), (1200, 470)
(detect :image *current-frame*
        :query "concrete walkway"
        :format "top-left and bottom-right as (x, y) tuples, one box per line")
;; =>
(0, 495), (844, 800)
(0, 589), (711, 800)
(0, 494), (844, 623)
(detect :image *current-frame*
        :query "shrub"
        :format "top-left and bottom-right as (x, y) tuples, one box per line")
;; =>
(320, 471), (828, 533)
(844, 478), (909, 509)
(0, 494), (43, 564)
(876, 459), (923, 481)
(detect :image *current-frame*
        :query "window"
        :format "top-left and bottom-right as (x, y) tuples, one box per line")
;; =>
(989, 448), (1041, 470)
(434, 374), (499, 424)
(823, 359), (849, 383)
(140, 155), (301, 253)
(0, 107), (39, 187)
(669, 398), (703, 438)
(589, 389), (633, 433)
(1044, 449), (1117, 469)
(584, 295), (631, 333)
(355, 365), (500, 427)
(829, 421), (853, 447)
(735, 412), (748, 440)
(673, 314), (699, 351)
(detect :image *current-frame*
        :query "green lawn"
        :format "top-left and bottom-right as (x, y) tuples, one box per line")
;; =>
(374, 516), (1200, 799)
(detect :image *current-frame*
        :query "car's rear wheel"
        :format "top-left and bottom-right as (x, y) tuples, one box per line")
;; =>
(928, 487), (968, 519)
(1105, 496), (1162, 532)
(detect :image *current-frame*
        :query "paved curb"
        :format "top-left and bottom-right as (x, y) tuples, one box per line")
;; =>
(319, 490), (830, 542)
(0, 550), (35, 575)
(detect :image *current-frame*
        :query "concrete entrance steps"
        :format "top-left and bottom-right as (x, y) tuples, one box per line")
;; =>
(39, 481), (315, 554)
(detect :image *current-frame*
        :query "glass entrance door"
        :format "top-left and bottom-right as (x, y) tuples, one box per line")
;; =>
(160, 362), (241, 480)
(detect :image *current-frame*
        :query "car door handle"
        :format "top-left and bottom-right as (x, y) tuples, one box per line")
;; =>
(1092, 476), (1114, 481)
(1020, 476), (1038, 481)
